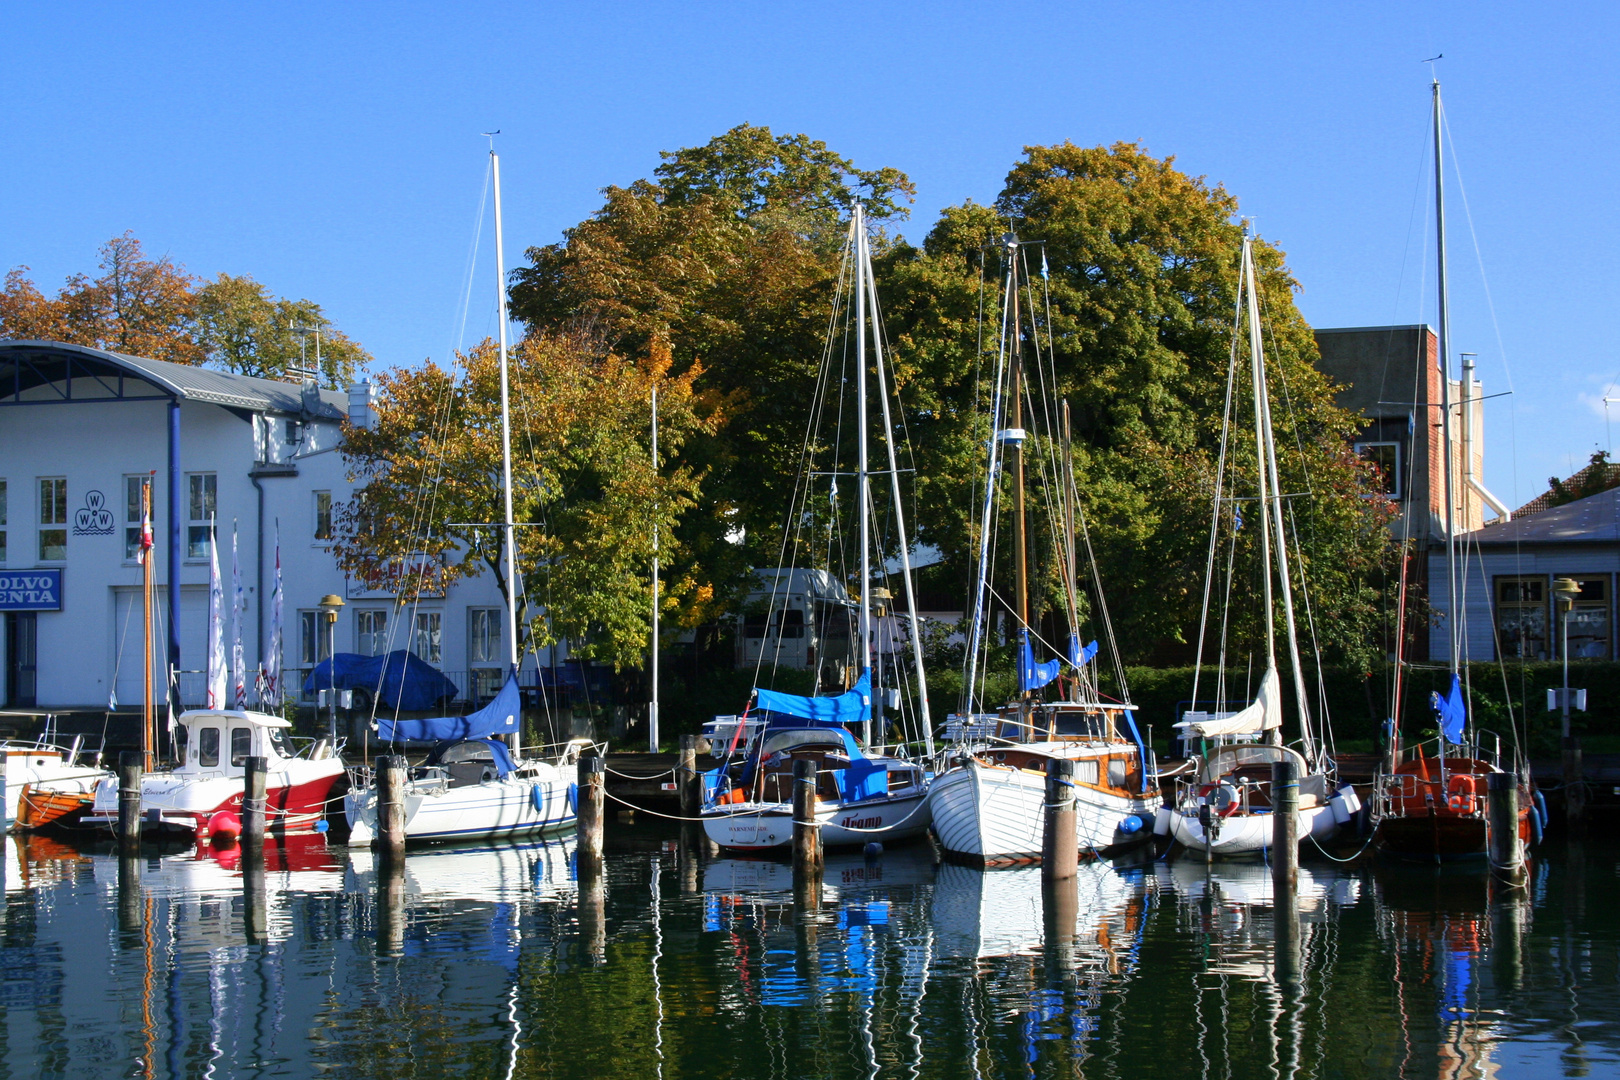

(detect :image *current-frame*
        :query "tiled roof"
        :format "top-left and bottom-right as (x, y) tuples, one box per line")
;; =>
(1509, 461), (1620, 519)
(1472, 485), (1620, 545)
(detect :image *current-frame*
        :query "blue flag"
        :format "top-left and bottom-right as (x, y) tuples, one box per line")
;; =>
(1019, 630), (1063, 692)
(1067, 636), (1099, 668)
(1431, 673), (1467, 744)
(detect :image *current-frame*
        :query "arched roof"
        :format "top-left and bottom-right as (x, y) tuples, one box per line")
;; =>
(0, 339), (347, 418)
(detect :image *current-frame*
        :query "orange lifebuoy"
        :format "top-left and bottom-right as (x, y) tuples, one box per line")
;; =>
(1197, 782), (1242, 817)
(1446, 774), (1477, 815)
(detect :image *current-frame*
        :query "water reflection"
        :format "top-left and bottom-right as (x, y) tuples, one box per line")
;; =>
(1, 830), (1617, 1077)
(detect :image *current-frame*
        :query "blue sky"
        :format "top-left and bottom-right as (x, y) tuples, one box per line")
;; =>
(5, 2), (1616, 507)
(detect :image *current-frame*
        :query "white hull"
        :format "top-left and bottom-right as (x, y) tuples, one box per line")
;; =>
(345, 765), (575, 844)
(928, 758), (1159, 863)
(701, 789), (931, 851)
(1164, 801), (1339, 857)
(930, 860), (1145, 961)
(4, 746), (108, 830)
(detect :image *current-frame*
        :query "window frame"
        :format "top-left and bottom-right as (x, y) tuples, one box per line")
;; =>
(197, 726), (221, 768)
(469, 608), (502, 665)
(1557, 574), (1612, 661)
(123, 475), (154, 562)
(185, 472), (217, 560)
(355, 608), (388, 657)
(313, 491), (333, 543)
(1353, 440), (1402, 500)
(38, 476), (67, 562)
(1494, 575), (1550, 661)
(413, 610), (442, 664)
(0, 476), (7, 564)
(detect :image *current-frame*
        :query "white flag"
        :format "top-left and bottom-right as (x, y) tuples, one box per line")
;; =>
(207, 521), (227, 709)
(260, 523), (283, 709)
(232, 520), (246, 709)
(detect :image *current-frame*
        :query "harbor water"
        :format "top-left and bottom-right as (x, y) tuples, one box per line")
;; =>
(1, 825), (1615, 1078)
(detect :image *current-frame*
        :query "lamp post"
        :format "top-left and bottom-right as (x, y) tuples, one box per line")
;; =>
(1553, 577), (1585, 826)
(319, 593), (345, 742)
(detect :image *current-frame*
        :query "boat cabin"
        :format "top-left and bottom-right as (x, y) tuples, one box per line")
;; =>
(1196, 743), (1327, 808)
(995, 701), (1140, 744)
(423, 738), (517, 787)
(727, 724), (920, 805)
(174, 710), (295, 775)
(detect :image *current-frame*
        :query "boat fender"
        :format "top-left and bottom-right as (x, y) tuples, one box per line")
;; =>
(864, 842), (883, 858)
(314, 818), (329, 833)
(1153, 806), (1173, 836)
(1532, 789), (1548, 845)
(207, 810), (242, 843)
(566, 783), (578, 815)
(531, 783), (546, 816)
(1119, 813), (1152, 834)
(1197, 782), (1241, 817)
(1330, 786), (1362, 826)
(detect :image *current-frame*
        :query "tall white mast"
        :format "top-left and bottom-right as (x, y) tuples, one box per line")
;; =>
(649, 383), (660, 752)
(1433, 79), (1460, 676)
(492, 145), (522, 755)
(853, 204), (873, 746)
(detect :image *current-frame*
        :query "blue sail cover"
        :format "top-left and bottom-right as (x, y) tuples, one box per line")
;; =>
(755, 670), (871, 727)
(378, 670), (522, 743)
(1068, 636), (1100, 668)
(1432, 673), (1467, 745)
(1019, 630), (1062, 692)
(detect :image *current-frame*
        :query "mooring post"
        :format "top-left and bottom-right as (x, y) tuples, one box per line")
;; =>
(376, 755), (407, 859)
(678, 733), (700, 817)
(116, 853), (143, 945)
(243, 850), (268, 944)
(1042, 757), (1078, 880)
(1487, 771), (1525, 883)
(792, 758), (822, 877)
(1271, 758), (1299, 893)
(1562, 735), (1586, 830)
(375, 851), (405, 957)
(242, 755), (268, 847)
(117, 750), (143, 853)
(577, 751), (606, 868)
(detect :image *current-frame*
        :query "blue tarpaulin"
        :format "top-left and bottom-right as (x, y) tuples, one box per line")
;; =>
(1432, 673), (1467, 745)
(755, 670), (871, 726)
(303, 650), (459, 712)
(378, 671), (522, 743)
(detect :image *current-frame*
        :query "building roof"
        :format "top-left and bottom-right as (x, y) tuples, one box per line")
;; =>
(0, 340), (348, 419)
(1471, 485), (1620, 546)
(1508, 460), (1620, 519)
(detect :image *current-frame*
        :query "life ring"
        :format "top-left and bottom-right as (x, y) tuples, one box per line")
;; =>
(1446, 774), (1477, 815)
(1197, 781), (1242, 817)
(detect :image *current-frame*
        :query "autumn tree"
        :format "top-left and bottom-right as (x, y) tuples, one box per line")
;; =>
(194, 273), (369, 386)
(333, 332), (713, 668)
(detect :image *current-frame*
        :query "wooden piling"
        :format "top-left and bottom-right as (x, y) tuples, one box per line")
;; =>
(375, 851), (405, 957)
(242, 755), (268, 846)
(376, 755), (407, 858)
(678, 734), (701, 817)
(1487, 771), (1525, 883)
(792, 758), (822, 876)
(243, 851), (267, 944)
(577, 752), (606, 867)
(1271, 758), (1299, 893)
(1041, 757), (1078, 880)
(1562, 736), (1586, 830)
(117, 750), (143, 853)
(116, 854), (143, 945)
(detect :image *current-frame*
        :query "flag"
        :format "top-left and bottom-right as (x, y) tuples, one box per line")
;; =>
(1067, 635), (1100, 668)
(1432, 673), (1467, 745)
(136, 475), (153, 563)
(231, 520), (245, 709)
(207, 521), (227, 709)
(1040, 249), (1049, 281)
(1018, 628), (1062, 693)
(259, 523), (283, 709)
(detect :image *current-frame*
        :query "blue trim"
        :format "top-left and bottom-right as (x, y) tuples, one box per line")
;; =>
(405, 817), (576, 840)
(1121, 712), (1151, 793)
(167, 398), (182, 706)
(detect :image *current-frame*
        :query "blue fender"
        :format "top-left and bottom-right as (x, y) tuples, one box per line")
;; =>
(531, 782), (546, 817)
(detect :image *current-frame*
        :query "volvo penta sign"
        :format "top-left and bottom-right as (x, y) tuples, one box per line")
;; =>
(0, 569), (63, 610)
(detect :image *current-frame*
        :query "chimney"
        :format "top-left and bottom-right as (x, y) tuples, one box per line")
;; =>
(348, 380), (376, 430)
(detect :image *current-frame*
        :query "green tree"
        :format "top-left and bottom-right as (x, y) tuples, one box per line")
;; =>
(194, 272), (369, 386)
(333, 332), (712, 668)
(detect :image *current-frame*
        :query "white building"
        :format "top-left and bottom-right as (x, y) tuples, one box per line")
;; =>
(0, 341), (554, 712)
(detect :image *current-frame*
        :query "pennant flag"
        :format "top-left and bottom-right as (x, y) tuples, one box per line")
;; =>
(1040, 249), (1049, 281)
(1067, 635), (1100, 668)
(207, 521), (227, 709)
(136, 478), (154, 564)
(259, 523), (283, 709)
(1431, 673), (1467, 745)
(231, 521), (246, 709)
(1018, 629), (1062, 693)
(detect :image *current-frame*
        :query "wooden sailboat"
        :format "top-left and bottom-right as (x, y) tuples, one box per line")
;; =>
(926, 231), (1161, 866)
(1370, 81), (1536, 863)
(700, 204), (935, 852)
(1159, 234), (1360, 857)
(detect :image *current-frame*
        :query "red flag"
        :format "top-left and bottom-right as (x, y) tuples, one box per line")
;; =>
(137, 477), (154, 564)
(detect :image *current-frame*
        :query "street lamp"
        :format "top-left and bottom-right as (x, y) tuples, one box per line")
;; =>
(1553, 577), (1585, 824)
(319, 593), (345, 742)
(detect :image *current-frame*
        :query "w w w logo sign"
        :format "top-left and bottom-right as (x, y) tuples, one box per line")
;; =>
(72, 490), (114, 536)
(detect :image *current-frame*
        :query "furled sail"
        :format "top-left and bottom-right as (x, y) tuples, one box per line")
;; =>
(1175, 665), (1283, 737)
(378, 670), (522, 743)
(755, 669), (871, 726)
(1018, 630), (1062, 692)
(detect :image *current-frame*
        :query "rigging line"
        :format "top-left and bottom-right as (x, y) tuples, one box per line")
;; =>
(452, 158), (494, 358)
(1440, 108), (1517, 399)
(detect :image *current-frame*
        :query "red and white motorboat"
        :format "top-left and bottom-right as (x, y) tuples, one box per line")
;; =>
(86, 709), (346, 839)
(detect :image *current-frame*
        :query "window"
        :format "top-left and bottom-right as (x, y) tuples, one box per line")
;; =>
(469, 609), (502, 664)
(186, 473), (216, 559)
(230, 727), (252, 767)
(0, 478), (7, 564)
(198, 726), (221, 767)
(313, 491), (333, 541)
(1495, 576), (1548, 660)
(38, 477), (67, 561)
(124, 475), (154, 561)
(1560, 576), (1611, 660)
(299, 611), (322, 665)
(413, 611), (442, 664)
(285, 419), (302, 445)
(1354, 442), (1401, 498)
(356, 609), (388, 656)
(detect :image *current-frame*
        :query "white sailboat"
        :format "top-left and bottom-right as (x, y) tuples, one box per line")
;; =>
(344, 143), (590, 845)
(1158, 233), (1358, 857)
(927, 231), (1161, 865)
(700, 204), (935, 852)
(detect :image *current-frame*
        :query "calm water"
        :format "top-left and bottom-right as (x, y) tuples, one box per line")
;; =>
(1, 824), (1615, 1079)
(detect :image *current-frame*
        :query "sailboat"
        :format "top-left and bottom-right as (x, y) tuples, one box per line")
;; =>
(1370, 81), (1536, 862)
(1159, 233), (1360, 858)
(343, 144), (591, 844)
(925, 231), (1161, 866)
(700, 204), (935, 852)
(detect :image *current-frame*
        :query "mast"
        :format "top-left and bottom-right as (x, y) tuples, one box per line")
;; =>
(1243, 238), (1279, 717)
(649, 383), (660, 752)
(854, 204), (873, 745)
(1433, 79), (1460, 677)
(1245, 237), (1315, 760)
(142, 476), (154, 769)
(1008, 236), (1030, 677)
(492, 146), (522, 756)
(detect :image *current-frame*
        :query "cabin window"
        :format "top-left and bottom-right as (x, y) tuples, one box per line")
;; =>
(198, 726), (221, 767)
(1108, 758), (1130, 789)
(1494, 576), (1548, 660)
(186, 473), (216, 558)
(1074, 759), (1099, 785)
(1559, 576), (1611, 660)
(38, 477), (67, 561)
(1353, 441), (1401, 499)
(230, 727), (252, 767)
